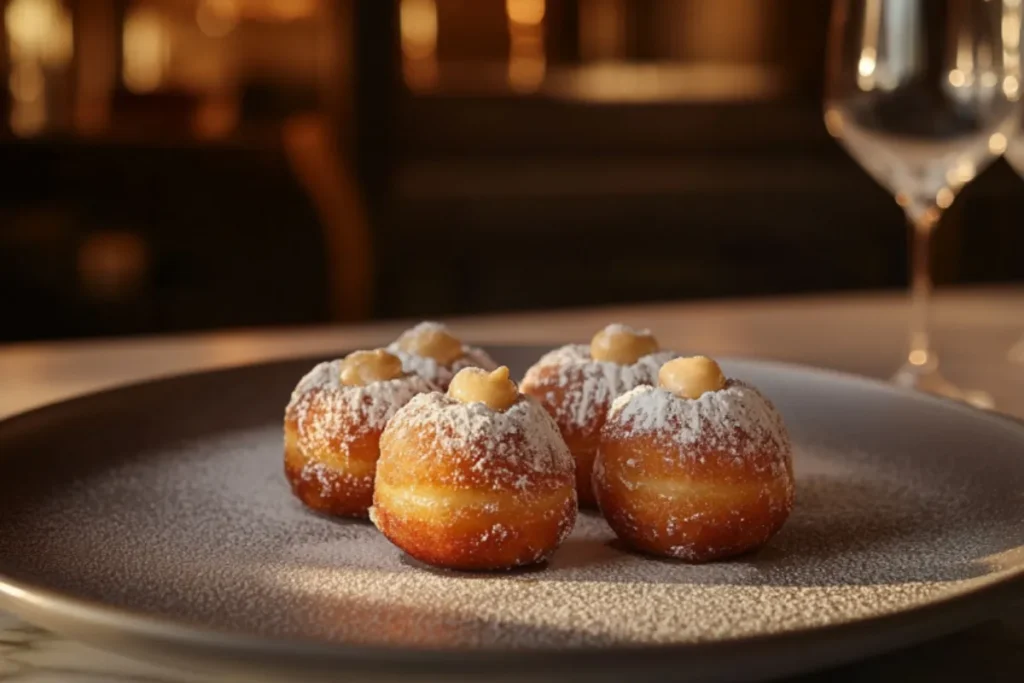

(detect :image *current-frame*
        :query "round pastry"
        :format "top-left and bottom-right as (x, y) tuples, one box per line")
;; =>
(519, 324), (676, 507)
(386, 321), (497, 390)
(371, 366), (577, 571)
(284, 349), (435, 518)
(593, 356), (795, 562)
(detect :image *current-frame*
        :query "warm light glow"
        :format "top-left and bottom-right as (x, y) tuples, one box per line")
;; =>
(1003, 5), (1021, 47)
(196, 0), (241, 38)
(1002, 0), (1021, 101)
(857, 48), (877, 77)
(856, 0), (881, 91)
(508, 50), (546, 92)
(232, 0), (318, 22)
(9, 59), (43, 101)
(1004, 74), (1020, 99)
(4, 0), (73, 137)
(949, 160), (976, 186)
(856, 73), (875, 91)
(400, 0), (438, 91)
(507, 0), (546, 26)
(400, 0), (438, 59)
(989, 132), (1009, 154)
(9, 70), (46, 136)
(123, 7), (171, 93)
(823, 107), (844, 138)
(507, 0), (546, 92)
(954, 30), (975, 88)
(548, 63), (784, 103)
(908, 349), (929, 366)
(936, 187), (955, 209)
(5, 0), (72, 64)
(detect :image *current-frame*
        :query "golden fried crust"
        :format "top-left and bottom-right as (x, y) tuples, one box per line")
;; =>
(373, 402), (577, 571)
(594, 431), (794, 562)
(520, 367), (605, 508)
(371, 483), (577, 570)
(283, 417), (380, 518)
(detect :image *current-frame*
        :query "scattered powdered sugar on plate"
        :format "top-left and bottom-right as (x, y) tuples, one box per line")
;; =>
(286, 360), (435, 451)
(607, 380), (789, 461)
(4, 354), (1024, 656)
(383, 392), (574, 489)
(3, 426), (1021, 650)
(521, 344), (677, 429)
(386, 322), (498, 388)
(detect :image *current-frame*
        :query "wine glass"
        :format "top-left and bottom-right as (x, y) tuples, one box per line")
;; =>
(825, 0), (1020, 407)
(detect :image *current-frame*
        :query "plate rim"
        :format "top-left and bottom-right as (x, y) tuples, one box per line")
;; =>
(2, 352), (1024, 681)
(2, 567), (1023, 681)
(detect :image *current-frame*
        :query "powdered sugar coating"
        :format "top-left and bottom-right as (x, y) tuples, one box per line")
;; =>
(607, 380), (791, 471)
(373, 390), (577, 569)
(387, 322), (498, 388)
(596, 380), (795, 561)
(285, 360), (436, 454)
(521, 344), (677, 431)
(379, 392), (574, 491)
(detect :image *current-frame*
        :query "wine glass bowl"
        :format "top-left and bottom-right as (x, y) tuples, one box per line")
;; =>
(825, 0), (1020, 407)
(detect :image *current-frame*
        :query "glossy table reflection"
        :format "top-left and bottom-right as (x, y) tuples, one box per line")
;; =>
(1, 287), (1023, 682)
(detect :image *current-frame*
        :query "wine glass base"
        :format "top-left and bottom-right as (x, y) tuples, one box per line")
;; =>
(891, 364), (994, 410)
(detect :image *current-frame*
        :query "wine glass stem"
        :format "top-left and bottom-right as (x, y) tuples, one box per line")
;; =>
(906, 208), (940, 373)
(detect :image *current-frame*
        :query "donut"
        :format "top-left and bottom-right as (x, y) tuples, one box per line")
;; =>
(284, 349), (436, 517)
(593, 356), (795, 562)
(371, 366), (577, 571)
(387, 321), (497, 390)
(519, 324), (676, 507)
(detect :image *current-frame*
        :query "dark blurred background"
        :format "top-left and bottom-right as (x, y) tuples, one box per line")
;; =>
(2, 0), (1022, 343)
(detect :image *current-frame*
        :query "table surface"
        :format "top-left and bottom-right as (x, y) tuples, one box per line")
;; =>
(2, 287), (1023, 682)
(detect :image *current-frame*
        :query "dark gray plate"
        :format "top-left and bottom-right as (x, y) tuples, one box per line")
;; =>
(1, 347), (1024, 683)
